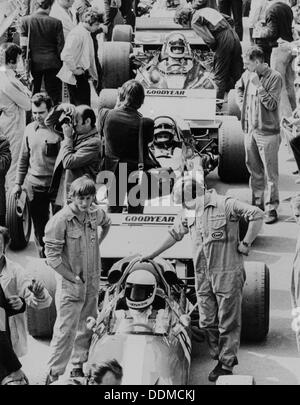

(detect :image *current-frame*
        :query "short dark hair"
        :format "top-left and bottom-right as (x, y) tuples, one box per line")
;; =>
(0, 226), (11, 248)
(1, 43), (22, 65)
(77, 105), (96, 128)
(244, 45), (265, 63)
(31, 92), (53, 111)
(69, 175), (96, 198)
(82, 8), (104, 25)
(88, 360), (123, 384)
(118, 80), (145, 110)
(36, 0), (55, 9)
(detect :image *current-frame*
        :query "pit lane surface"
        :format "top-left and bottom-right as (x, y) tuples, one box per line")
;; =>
(9, 139), (300, 385)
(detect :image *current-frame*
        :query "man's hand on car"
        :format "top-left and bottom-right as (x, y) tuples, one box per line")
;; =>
(237, 241), (250, 256)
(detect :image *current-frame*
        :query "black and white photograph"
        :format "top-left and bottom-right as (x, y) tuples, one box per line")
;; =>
(0, 0), (300, 389)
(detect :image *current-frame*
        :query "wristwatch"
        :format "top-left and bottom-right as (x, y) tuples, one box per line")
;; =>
(242, 240), (250, 248)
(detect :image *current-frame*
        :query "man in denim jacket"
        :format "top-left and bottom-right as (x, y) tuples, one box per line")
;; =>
(43, 176), (111, 384)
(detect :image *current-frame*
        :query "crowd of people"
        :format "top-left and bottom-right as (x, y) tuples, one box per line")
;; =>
(0, 0), (300, 385)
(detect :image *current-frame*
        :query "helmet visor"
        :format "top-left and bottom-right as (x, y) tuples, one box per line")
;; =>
(125, 283), (155, 302)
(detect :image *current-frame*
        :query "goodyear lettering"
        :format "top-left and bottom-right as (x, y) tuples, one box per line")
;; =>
(145, 89), (186, 97)
(123, 215), (175, 224)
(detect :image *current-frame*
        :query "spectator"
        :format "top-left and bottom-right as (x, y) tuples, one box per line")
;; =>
(218, 0), (244, 41)
(98, 79), (157, 213)
(12, 93), (62, 258)
(235, 46), (283, 224)
(0, 226), (52, 358)
(72, 0), (105, 95)
(103, 0), (136, 41)
(57, 8), (104, 106)
(47, 103), (101, 207)
(174, 4), (243, 99)
(253, 1), (294, 63)
(141, 174), (263, 382)
(20, 0), (65, 106)
(50, 0), (76, 39)
(0, 43), (31, 188)
(0, 283), (28, 385)
(44, 176), (111, 384)
(0, 134), (11, 227)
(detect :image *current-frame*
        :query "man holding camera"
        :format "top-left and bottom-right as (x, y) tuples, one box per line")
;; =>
(12, 93), (62, 258)
(47, 103), (101, 207)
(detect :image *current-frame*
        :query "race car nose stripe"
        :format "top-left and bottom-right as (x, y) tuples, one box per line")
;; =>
(121, 336), (146, 385)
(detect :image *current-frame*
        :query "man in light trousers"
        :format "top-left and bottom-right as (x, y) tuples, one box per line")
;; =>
(236, 45), (283, 224)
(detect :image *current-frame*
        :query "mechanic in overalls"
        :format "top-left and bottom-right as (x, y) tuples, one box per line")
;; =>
(174, 0), (243, 99)
(142, 174), (263, 381)
(43, 176), (111, 384)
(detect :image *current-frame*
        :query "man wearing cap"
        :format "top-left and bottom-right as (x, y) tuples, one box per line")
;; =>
(141, 174), (263, 382)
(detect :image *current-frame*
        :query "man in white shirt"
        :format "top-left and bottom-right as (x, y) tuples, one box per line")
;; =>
(50, 0), (76, 39)
(57, 7), (104, 106)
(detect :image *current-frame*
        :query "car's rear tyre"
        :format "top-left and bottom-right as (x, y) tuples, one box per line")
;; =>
(112, 24), (133, 42)
(100, 42), (132, 89)
(218, 117), (249, 183)
(26, 259), (57, 339)
(98, 89), (118, 110)
(227, 89), (241, 120)
(241, 261), (270, 342)
(6, 188), (32, 250)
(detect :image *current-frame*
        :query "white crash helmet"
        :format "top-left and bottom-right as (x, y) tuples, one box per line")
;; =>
(166, 33), (186, 59)
(154, 116), (176, 146)
(172, 173), (205, 205)
(125, 268), (157, 310)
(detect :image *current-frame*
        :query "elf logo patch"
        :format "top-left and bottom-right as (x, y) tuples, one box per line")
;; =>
(212, 231), (224, 239)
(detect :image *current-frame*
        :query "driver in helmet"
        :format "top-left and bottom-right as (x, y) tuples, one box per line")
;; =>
(125, 268), (157, 312)
(158, 33), (193, 74)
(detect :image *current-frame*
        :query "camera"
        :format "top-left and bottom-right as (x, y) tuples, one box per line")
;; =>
(59, 112), (73, 126)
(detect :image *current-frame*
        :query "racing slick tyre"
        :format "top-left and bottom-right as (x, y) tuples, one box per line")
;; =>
(98, 89), (118, 110)
(100, 42), (132, 89)
(227, 89), (241, 120)
(112, 24), (133, 42)
(241, 262), (270, 342)
(6, 188), (32, 250)
(26, 259), (57, 339)
(218, 116), (249, 183)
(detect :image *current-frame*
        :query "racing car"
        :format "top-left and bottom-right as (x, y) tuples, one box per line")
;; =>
(24, 252), (269, 385)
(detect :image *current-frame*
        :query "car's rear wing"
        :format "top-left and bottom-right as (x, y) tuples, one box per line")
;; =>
(101, 213), (192, 260)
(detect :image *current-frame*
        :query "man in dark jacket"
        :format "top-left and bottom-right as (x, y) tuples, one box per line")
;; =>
(0, 134), (11, 227)
(254, 1), (293, 63)
(218, 0), (243, 40)
(47, 103), (101, 207)
(174, 2), (243, 99)
(98, 80), (157, 213)
(254, 1), (295, 118)
(0, 283), (27, 385)
(20, 0), (65, 106)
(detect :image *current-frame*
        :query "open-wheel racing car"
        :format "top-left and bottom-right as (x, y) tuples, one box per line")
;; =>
(86, 254), (269, 385)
